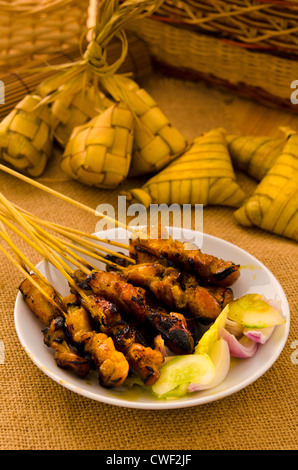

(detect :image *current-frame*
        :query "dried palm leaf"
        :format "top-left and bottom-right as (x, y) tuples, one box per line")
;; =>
(127, 128), (245, 207)
(234, 132), (298, 241)
(60, 101), (134, 188)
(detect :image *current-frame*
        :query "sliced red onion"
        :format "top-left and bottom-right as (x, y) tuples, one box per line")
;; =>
(218, 327), (258, 358)
(243, 326), (275, 344)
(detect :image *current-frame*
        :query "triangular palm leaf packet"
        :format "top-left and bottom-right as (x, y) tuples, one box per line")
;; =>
(128, 128), (245, 208)
(234, 133), (298, 241)
(226, 127), (293, 181)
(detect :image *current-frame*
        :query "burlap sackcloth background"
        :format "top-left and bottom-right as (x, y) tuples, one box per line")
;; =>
(0, 74), (297, 450)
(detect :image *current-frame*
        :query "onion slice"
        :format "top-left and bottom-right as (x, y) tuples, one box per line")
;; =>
(218, 327), (258, 358)
(243, 326), (275, 344)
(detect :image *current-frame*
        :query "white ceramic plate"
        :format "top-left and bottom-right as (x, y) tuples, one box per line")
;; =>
(14, 228), (290, 409)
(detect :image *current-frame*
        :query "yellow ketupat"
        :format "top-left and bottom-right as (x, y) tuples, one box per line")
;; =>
(0, 94), (53, 177)
(51, 88), (113, 149)
(60, 101), (134, 189)
(127, 128), (245, 207)
(37, 73), (114, 148)
(111, 76), (188, 177)
(226, 132), (289, 181)
(234, 133), (298, 242)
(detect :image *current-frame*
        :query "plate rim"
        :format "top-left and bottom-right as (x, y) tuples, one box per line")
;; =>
(14, 229), (290, 410)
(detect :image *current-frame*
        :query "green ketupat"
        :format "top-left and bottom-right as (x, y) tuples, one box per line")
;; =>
(127, 128), (245, 207)
(0, 94), (53, 177)
(60, 101), (134, 189)
(234, 132), (298, 241)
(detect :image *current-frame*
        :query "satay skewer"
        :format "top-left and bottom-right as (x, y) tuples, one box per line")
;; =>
(10, 204), (134, 264)
(0, 198), (133, 270)
(0, 163), (137, 235)
(0, 239), (91, 377)
(0, 215), (130, 387)
(0, 201), (125, 274)
(0, 209), (164, 386)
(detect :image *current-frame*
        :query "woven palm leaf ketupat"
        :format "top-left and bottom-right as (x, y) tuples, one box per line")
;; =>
(60, 101), (134, 189)
(226, 133), (289, 182)
(0, 1), (167, 180)
(127, 128), (245, 207)
(0, 94), (53, 177)
(117, 76), (188, 177)
(37, 73), (114, 148)
(234, 133), (298, 242)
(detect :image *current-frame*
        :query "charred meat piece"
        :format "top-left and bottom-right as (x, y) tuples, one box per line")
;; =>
(78, 270), (194, 355)
(79, 292), (164, 386)
(19, 276), (90, 378)
(122, 262), (233, 320)
(19, 274), (63, 326)
(42, 316), (90, 378)
(63, 296), (129, 388)
(130, 235), (240, 287)
(130, 245), (164, 265)
(104, 252), (131, 271)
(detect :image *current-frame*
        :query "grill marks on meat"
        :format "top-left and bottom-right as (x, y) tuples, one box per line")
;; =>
(62, 295), (129, 387)
(129, 236), (240, 287)
(19, 228), (241, 390)
(122, 263), (233, 321)
(19, 274), (90, 378)
(43, 316), (90, 378)
(78, 270), (194, 355)
(19, 274), (63, 326)
(79, 292), (164, 386)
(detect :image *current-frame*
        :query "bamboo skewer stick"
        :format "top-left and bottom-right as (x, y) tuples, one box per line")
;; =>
(0, 199), (132, 264)
(0, 220), (52, 286)
(0, 164), (137, 235)
(0, 240), (65, 315)
(0, 192), (68, 274)
(0, 220), (27, 271)
(0, 194), (125, 303)
(0, 195), (96, 302)
(0, 204), (127, 272)
(18, 210), (134, 264)
(21, 216), (94, 275)
(0, 205), (94, 275)
(0, 202), (91, 303)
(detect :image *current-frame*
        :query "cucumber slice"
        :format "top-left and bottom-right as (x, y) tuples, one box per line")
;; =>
(152, 354), (215, 398)
(228, 294), (285, 329)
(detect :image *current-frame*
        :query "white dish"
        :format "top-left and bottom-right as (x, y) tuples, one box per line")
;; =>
(14, 228), (290, 409)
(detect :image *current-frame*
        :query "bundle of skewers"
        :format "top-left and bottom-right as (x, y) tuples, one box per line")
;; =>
(0, 164), (242, 390)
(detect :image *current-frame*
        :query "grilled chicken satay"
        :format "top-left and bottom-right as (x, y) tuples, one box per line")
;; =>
(19, 275), (90, 377)
(43, 317), (90, 378)
(62, 295), (129, 387)
(129, 234), (240, 287)
(19, 274), (63, 326)
(78, 292), (164, 385)
(122, 262), (233, 320)
(76, 270), (194, 355)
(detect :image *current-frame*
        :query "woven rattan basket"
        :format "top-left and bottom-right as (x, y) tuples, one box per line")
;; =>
(126, 0), (298, 111)
(0, 0), (90, 71)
